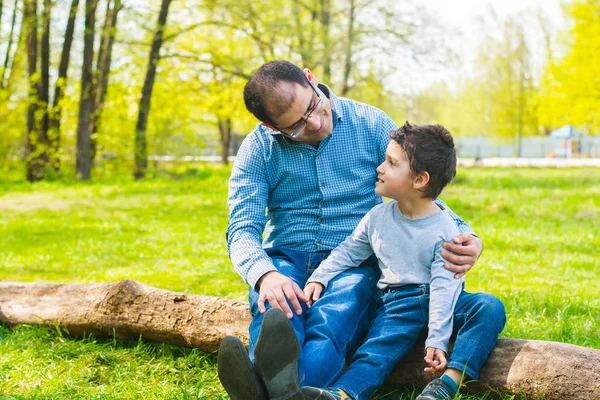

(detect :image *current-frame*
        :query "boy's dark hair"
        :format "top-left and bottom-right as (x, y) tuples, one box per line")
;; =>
(389, 122), (457, 199)
(243, 60), (309, 126)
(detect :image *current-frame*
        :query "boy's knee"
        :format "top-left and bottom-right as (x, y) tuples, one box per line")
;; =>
(475, 293), (506, 328)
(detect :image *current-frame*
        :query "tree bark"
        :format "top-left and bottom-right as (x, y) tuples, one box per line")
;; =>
(90, 0), (121, 162)
(49, 0), (80, 172)
(0, 280), (598, 400)
(134, 0), (172, 180)
(75, 0), (98, 181)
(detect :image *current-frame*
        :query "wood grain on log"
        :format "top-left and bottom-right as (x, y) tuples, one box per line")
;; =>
(0, 280), (598, 400)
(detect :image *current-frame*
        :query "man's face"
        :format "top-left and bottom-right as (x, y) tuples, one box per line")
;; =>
(269, 75), (334, 143)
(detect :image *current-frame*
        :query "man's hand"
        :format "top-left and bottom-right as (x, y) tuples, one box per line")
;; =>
(303, 282), (325, 305)
(442, 233), (483, 279)
(257, 271), (310, 319)
(424, 347), (447, 373)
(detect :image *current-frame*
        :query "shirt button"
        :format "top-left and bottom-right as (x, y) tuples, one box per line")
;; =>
(321, 202), (326, 208)
(318, 218), (323, 224)
(321, 182), (326, 187)
(316, 153), (321, 158)
(316, 239), (321, 244)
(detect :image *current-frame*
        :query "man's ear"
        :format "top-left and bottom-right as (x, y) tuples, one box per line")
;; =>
(303, 68), (319, 86)
(413, 171), (430, 191)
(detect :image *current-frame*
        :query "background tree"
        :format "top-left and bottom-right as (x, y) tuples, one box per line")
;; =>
(90, 0), (122, 162)
(48, 0), (80, 172)
(538, 0), (600, 133)
(134, 0), (173, 180)
(75, 0), (98, 180)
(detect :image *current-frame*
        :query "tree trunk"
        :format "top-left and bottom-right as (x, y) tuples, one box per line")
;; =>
(49, 0), (80, 173)
(134, 0), (172, 180)
(39, 0), (51, 158)
(1, 0), (19, 89)
(341, 0), (355, 96)
(75, 0), (98, 181)
(90, 0), (121, 162)
(320, 0), (331, 83)
(218, 117), (231, 165)
(3, 0), (22, 91)
(0, 280), (598, 400)
(24, 0), (44, 182)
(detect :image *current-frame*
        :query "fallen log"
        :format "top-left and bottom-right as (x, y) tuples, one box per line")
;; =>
(0, 279), (598, 400)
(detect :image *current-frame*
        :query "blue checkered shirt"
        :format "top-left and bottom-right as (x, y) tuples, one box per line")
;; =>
(227, 85), (473, 288)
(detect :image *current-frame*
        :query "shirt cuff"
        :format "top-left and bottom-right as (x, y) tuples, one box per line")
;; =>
(425, 338), (449, 354)
(306, 275), (331, 289)
(246, 259), (278, 290)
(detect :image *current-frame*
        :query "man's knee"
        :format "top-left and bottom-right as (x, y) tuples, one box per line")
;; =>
(325, 266), (378, 296)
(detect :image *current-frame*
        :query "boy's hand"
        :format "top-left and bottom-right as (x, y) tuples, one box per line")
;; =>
(442, 233), (483, 279)
(424, 347), (447, 373)
(304, 282), (325, 304)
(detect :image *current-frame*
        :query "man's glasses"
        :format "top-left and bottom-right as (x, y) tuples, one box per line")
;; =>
(276, 80), (323, 139)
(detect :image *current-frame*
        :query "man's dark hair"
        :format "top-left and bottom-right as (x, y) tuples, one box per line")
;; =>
(243, 60), (310, 126)
(389, 122), (457, 199)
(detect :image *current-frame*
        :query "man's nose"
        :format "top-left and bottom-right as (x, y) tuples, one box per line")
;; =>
(305, 114), (320, 130)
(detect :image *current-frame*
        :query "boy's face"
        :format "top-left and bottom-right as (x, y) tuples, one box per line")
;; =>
(375, 141), (416, 199)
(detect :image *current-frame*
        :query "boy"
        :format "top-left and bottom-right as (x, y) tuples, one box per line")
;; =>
(301, 122), (504, 400)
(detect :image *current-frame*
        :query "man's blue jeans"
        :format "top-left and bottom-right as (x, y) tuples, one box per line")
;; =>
(334, 284), (507, 400)
(248, 247), (381, 387)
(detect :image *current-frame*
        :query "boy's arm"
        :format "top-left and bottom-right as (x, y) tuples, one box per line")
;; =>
(306, 212), (374, 289)
(425, 241), (464, 354)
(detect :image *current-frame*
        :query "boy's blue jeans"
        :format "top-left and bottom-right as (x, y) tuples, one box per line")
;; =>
(334, 284), (506, 400)
(247, 248), (506, 392)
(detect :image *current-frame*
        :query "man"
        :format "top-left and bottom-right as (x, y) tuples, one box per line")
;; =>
(219, 60), (502, 400)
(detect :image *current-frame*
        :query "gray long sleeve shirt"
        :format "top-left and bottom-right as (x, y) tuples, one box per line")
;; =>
(307, 200), (465, 353)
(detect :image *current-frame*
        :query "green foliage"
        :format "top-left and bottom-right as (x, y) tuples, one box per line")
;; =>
(538, 0), (600, 134)
(0, 165), (598, 398)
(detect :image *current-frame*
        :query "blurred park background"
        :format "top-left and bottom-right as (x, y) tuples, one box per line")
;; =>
(0, 0), (600, 179)
(0, 0), (599, 398)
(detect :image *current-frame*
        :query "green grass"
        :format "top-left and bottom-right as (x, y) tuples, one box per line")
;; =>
(0, 165), (599, 399)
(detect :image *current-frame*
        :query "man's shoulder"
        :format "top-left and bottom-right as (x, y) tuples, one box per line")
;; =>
(238, 124), (281, 155)
(337, 97), (393, 123)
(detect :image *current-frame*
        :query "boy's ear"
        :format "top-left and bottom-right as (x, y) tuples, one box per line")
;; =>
(413, 171), (430, 190)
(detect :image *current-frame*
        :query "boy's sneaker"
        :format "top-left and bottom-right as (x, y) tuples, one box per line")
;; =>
(416, 378), (456, 400)
(301, 386), (352, 399)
